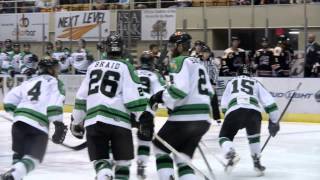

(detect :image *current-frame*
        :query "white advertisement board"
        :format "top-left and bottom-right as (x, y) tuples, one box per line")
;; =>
(0, 13), (49, 42)
(55, 11), (110, 41)
(141, 9), (176, 41)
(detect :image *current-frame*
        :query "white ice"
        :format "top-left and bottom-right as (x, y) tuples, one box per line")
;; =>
(0, 112), (320, 180)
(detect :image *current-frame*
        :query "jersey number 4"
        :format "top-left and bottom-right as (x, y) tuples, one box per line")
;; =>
(27, 81), (42, 101)
(88, 69), (120, 97)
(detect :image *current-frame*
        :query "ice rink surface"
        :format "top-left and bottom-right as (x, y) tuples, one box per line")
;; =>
(0, 112), (320, 180)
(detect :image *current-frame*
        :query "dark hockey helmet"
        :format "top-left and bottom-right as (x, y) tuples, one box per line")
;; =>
(23, 43), (31, 47)
(238, 64), (251, 76)
(201, 45), (211, 53)
(38, 56), (59, 76)
(169, 31), (192, 45)
(4, 39), (12, 48)
(140, 52), (154, 70)
(105, 33), (123, 54)
(315, 90), (320, 103)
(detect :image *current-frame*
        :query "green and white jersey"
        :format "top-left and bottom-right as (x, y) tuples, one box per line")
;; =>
(52, 51), (70, 73)
(221, 75), (280, 123)
(0, 51), (14, 73)
(72, 59), (148, 130)
(3, 75), (65, 134)
(162, 56), (214, 122)
(69, 49), (93, 73)
(137, 69), (165, 115)
(10, 52), (22, 73)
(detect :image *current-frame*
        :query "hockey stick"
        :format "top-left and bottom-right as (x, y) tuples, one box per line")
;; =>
(261, 82), (302, 153)
(0, 114), (87, 151)
(154, 134), (215, 180)
(198, 145), (216, 180)
(200, 141), (226, 167)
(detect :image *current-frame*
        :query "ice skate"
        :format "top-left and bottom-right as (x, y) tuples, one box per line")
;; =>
(137, 160), (146, 180)
(224, 149), (240, 174)
(0, 169), (15, 180)
(252, 155), (266, 176)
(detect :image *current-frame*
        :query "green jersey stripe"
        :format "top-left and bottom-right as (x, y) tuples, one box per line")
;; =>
(168, 85), (187, 99)
(265, 103), (278, 113)
(4, 103), (17, 112)
(14, 108), (49, 127)
(125, 98), (148, 112)
(86, 105), (130, 124)
(75, 99), (86, 111)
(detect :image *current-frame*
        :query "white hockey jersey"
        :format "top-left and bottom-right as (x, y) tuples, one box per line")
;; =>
(72, 59), (148, 130)
(136, 69), (165, 98)
(3, 75), (65, 133)
(52, 51), (70, 73)
(221, 75), (280, 123)
(0, 52), (11, 73)
(69, 49), (93, 73)
(162, 56), (214, 121)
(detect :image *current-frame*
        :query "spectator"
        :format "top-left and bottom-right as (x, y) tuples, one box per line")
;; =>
(20, 43), (38, 77)
(305, 33), (320, 77)
(253, 37), (274, 77)
(68, 39), (94, 74)
(273, 35), (293, 77)
(220, 36), (247, 76)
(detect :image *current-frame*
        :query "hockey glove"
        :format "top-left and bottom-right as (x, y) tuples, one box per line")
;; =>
(138, 111), (154, 141)
(70, 115), (85, 139)
(268, 120), (280, 137)
(149, 90), (164, 111)
(130, 113), (139, 128)
(52, 121), (68, 144)
(24, 68), (36, 76)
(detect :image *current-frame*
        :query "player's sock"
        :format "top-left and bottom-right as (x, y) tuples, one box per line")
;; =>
(156, 154), (175, 180)
(247, 134), (261, 157)
(219, 137), (235, 156)
(94, 159), (113, 180)
(11, 155), (39, 180)
(177, 163), (196, 180)
(114, 160), (131, 180)
(137, 139), (151, 164)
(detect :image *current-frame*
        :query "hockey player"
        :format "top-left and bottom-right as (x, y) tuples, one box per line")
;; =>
(1, 56), (68, 180)
(70, 34), (149, 180)
(69, 39), (94, 74)
(253, 37), (274, 77)
(10, 42), (22, 76)
(219, 64), (280, 176)
(52, 41), (71, 74)
(0, 40), (14, 74)
(149, 32), (216, 180)
(190, 40), (205, 58)
(19, 43), (38, 77)
(221, 36), (247, 76)
(136, 52), (165, 179)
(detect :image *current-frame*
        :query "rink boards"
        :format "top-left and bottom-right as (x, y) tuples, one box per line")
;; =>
(0, 75), (319, 123)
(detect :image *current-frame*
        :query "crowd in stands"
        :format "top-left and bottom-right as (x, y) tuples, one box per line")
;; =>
(1, 0), (320, 13)
(0, 33), (319, 79)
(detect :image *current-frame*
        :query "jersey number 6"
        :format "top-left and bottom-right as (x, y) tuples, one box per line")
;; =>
(88, 69), (120, 98)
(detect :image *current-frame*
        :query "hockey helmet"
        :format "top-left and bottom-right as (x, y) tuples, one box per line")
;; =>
(38, 56), (59, 75)
(105, 33), (123, 54)
(169, 31), (192, 45)
(13, 42), (20, 47)
(194, 40), (205, 47)
(238, 64), (251, 76)
(201, 45), (211, 53)
(140, 52), (154, 70)
(231, 36), (240, 41)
